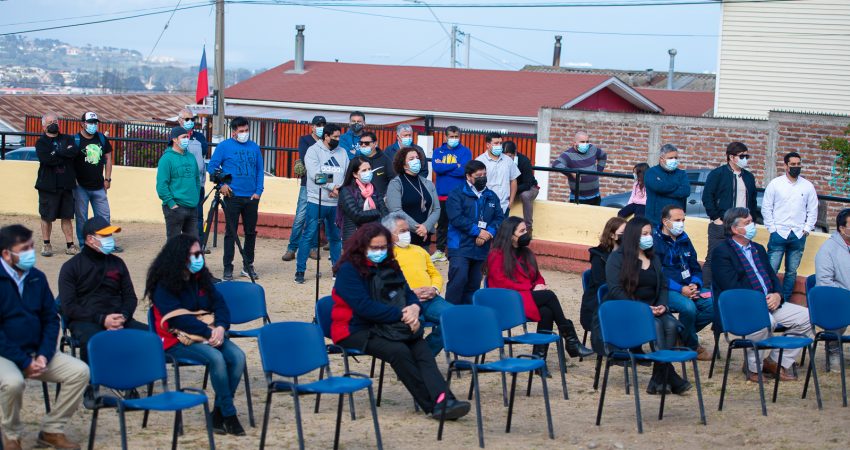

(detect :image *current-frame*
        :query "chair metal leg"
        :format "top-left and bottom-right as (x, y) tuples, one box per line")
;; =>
(659, 363), (669, 421)
(753, 352), (768, 416)
(772, 349), (784, 403)
(259, 390), (273, 450)
(539, 367), (555, 440)
(118, 404), (128, 450)
(624, 363), (630, 395)
(630, 360), (643, 434)
(681, 361), (688, 383)
(595, 358), (612, 426)
(367, 386), (383, 450)
(505, 373), (517, 433)
(580, 330), (589, 362)
(203, 401), (216, 450)
(42, 382), (51, 413)
(87, 407), (99, 450)
(142, 382), (154, 428)
(202, 366), (210, 390)
(171, 411), (180, 450)
(525, 370), (533, 397)
(800, 345), (807, 369)
(692, 359), (707, 425)
(467, 356), (478, 401)
(243, 365), (255, 427)
(593, 354), (602, 390)
(314, 365), (325, 414)
(472, 368), (485, 448)
(839, 343), (847, 407)
(376, 360), (386, 407)
(437, 365), (453, 441)
(339, 355), (357, 419)
(292, 390), (306, 450)
(370, 356), (377, 378)
(556, 339), (569, 400)
(333, 394), (344, 450)
(708, 331), (721, 379)
(54, 383), (61, 402)
(803, 340), (814, 399)
(718, 345), (734, 411)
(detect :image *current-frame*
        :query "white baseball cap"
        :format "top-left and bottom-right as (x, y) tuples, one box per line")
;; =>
(82, 112), (99, 122)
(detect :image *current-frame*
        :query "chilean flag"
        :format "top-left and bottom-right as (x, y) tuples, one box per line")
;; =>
(195, 46), (209, 104)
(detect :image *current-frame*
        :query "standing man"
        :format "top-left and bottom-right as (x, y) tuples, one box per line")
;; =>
(356, 131), (395, 195)
(156, 127), (201, 239)
(34, 112), (78, 257)
(814, 208), (850, 371)
(384, 124), (429, 178)
(207, 117), (264, 281)
(339, 111), (366, 159)
(283, 115), (325, 262)
(475, 132), (519, 215)
(177, 109), (208, 240)
(74, 112), (121, 252)
(0, 225), (90, 450)
(503, 141), (539, 233)
(294, 124), (349, 284)
(701, 142), (759, 287)
(644, 144), (690, 226)
(445, 160), (504, 305)
(551, 131), (608, 205)
(762, 152), (818, 302)
(431, 126), (471, 262)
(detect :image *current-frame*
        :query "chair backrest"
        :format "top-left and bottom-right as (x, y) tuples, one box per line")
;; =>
(597, 300), (656, 350)
(717, 289), (772, 336)
(808, 286), (850, 332)
(581, 269), (591, 292)
(441, 305), (504, 357)
(315, 296), (334, 339)
(259, 322), (329, 377)
(88, 329), (167, 390)
(54, 297), (68, 334)
(216, 281), (269, 325)
(597, 284), (609, 305)
(472, 288), (526, 331)
(806, 274), (817, 295)
(147, 308), (156, 332)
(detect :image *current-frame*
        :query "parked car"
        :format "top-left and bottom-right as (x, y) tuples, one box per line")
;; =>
(2, 147), (38, 161)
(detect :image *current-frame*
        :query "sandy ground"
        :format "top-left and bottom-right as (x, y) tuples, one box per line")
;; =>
(2, 213), (849, 450)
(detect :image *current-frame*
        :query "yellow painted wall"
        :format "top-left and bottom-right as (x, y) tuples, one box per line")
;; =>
(1, 160), (827, 275)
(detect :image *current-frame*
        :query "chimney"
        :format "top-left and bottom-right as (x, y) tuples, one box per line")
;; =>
(646, 68), (654, 86)
(667, 48), (677, 90)
(294, 25), (305, 73)
(552, 35), (562, 67)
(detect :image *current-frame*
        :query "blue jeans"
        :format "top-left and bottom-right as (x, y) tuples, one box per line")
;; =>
(295, 202), (342, 273)
(167, 340), (246, 417)
(767, 231), (807, 301)
(445, 256), (484, 305)
(287, 185), (309, 253)
(420, 295), (453, 356)
(667, 290), (714, 350)
(74, 186), (110, 246)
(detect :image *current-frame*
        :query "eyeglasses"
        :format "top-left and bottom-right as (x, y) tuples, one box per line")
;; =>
(368, 246), (388, 251)
(738, 154), (750, 160)
(359, 141), (374, 145)
(84, 120), (98, 124)
(190, 251), (203, 257)
(183, 116), (198, 122)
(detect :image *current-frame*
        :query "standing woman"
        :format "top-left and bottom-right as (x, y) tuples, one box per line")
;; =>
(386, 147), (440, 248)
(605, 217), (690, 395)
(145, 235), (247, 436)
(581, 216), (627, 353)
(336, 156), (388, 241)
(485, 217), (593, 358)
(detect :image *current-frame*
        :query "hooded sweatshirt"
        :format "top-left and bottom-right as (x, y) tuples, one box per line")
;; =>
(305, 139), (350, 207)
(156, 147), (201, 208)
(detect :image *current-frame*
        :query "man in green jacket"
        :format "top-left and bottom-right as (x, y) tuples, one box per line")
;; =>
(157, 126), (201, 239)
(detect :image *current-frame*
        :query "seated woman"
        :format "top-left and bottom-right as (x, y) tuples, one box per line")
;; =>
(605, 216), (691, 395)
(330, 223), (470, 420)
(145, 235), (247, 435)
(581, 216), (627, 354)
(485, 217), (593, 359)
(386, 147), (440, 248)
(336, 156), (388, 241)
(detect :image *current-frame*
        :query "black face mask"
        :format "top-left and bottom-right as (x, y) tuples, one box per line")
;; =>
(328, 138), (339, 151)
(789, 167), (802, 178)
(473, 176), (487, 191)
(517, 233), (532, 247)
(350, 123), (364, 134)
(46, 123), (59, 134)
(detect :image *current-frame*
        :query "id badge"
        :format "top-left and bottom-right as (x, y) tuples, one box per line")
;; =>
(681, 269), (691, 279)
(478, 221), (487, 229)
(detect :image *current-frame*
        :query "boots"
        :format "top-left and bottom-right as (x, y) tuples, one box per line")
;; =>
(666, 364), (693, 395)
(646, 363), (671, 395)
(560, 319), (594, 358)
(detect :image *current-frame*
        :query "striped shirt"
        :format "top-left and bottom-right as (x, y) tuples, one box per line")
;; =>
(551, 144), (608, 200)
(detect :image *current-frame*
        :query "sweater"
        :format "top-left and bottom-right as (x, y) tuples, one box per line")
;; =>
(605, 249), (668, 308)
(35, 133), (78, 192)
(446, 183), (505, 260)
(485, 249), (543, 322)
(362, 149), (395, 196)
(304, 140), (349, 206)
(386, 175), (441, 232)
(814, 232), (850, 290)
(644, 165), (690, 226)
(395, 244), (443, 290)
(432, 142), (472, 198)
(207, 138), (264, 198)
(151, 279), (231, 350)
(551, 144), (607, 199)
(0, 264), (59, 370)
(337, 184), (388, 241)
(156, 148), (201, 208)
(580, 246), (610, 331)
(702, 164), (759, 221)
(652, 226), (703, 293)
(58, 246), (137, 326)
(186, 131), (208, 187)
(627, 181), (646, 206)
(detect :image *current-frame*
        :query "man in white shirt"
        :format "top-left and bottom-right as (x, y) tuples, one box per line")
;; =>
(475, 132), (520, 215)
(762, 152), (819, 302)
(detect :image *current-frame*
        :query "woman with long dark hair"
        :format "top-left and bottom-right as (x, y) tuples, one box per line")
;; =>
(485, 217), (593, 359)
(330, 223), (470, 420)
(605, 216), (690, 395)
(145, 235), (247, 436)
(336, 156), (388, 241)
(386, 147), (440, 248)
(618, 162), (649, 218)
(581, 216), (627, 353)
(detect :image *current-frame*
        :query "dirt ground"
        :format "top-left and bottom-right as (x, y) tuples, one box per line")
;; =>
(2, 214), (848, 450)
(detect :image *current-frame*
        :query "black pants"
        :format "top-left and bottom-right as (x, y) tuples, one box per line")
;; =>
(436, 199), (448, 252)
(68, 318), (148, 362)
(340, 333), (450, 413)
(702, 222), (726, 287)
(163, 205), (198, 240)
(617, 203), (645, 218)
(532, 290), (572, 334)
(411, 231), (431, 250)
(222, 196), (259, 270)
(573, 195), (601, 206)
(654, 313), (680, 350)
(446, 256), (483, 305)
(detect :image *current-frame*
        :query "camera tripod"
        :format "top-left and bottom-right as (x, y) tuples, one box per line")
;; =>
(200, 184), (256, 284)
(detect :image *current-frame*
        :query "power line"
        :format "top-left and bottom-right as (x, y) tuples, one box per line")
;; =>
(401, 36), (447, 64)
(428, 47), (450, 67)
(0, 2), (209, 27)
(147, 0), (183, 60)
(474, 36), (547, 66)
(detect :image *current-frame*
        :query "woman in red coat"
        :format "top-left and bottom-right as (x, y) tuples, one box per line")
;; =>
(485, 216), (593, 358)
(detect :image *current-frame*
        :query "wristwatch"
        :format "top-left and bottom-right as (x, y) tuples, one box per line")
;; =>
(105, 178), (112, 182)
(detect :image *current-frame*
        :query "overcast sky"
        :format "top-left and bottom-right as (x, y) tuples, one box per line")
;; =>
(0, 0), (721, 73)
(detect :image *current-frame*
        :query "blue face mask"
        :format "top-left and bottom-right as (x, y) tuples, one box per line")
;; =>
(744, 223), (757, 241)
(13, 249), (36, 271)
(491, 145), (503, 156)
(85, 123), (98, 134)
(360, 170), (373, 184)
(182, 120), (194, 130)
(665, 158), (679, 171)
(316, 126), (324, 138)
(97, 236), (115, 255)
(408, 158), (421, 174)
(578, 143), (591, 153)
(360, 145), (373, 156)
(187, 254), (205, 274)
(447, 138), (460, 148)
(367, 249), (387, 264)
(401, 137), (413, 147)
(639, 235), (654, 250)
(179, 138), (190, 150)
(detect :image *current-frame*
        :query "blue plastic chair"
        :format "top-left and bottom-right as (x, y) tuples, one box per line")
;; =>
(217, 281), (272, 427)
(87, 329), (215, 450)
(716, 289), (819, 416)
(472, 288), (568, 402)
(592, 284), (632, 392)
(438, 305), (554, 448)
(258, 322), (382, 450)
(803, 286), (848, 407)
(806, 274), (817, 294)
(580, 270), (592, 353)
(596, 300), (706, 433)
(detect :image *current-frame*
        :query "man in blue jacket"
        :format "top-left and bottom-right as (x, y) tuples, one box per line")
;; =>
(645, 144), (690, 226)
(653, 205), (714, 360)
(0, 225), (89, 450)
(445, 160), (505, 305)
(339, 111), (366, 159)
(431, 126), (471, 263)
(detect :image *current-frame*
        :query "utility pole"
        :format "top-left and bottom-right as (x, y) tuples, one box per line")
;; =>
(214, 0), (226, 140)
(465, 33), (471, 68)
(450, 25), (457, 68)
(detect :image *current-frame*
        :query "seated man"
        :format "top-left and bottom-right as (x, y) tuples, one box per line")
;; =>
(383, 212), (452, 356)
(711, 207), (812, 381)
(814, 207), (850, 371)
(0, 224), (89, 450)
(58, 217), (146, 362)
(653, 205), (714, 360)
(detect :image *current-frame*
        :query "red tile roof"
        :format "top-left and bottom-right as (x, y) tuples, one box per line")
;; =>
(635, 88), (715, 117)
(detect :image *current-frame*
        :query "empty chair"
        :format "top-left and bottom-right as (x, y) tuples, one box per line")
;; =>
(803, 286), (849, 407)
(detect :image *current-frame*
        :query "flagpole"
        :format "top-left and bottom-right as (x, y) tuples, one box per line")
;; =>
(213, 0), (226, 141)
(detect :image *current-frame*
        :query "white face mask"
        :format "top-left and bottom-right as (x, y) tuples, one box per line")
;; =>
(396, 231), (411, 248)
(236, 132), (249, 143)
(736, 156), (749, 169)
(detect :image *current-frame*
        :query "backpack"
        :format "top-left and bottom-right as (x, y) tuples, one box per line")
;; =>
(368, 267), (423, 342)
(74, 132), (107, 150)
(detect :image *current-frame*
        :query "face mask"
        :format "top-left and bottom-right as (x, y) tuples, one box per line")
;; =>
(236, 132), (249, 143)
(633, 173), (638, 180)
(577, 143), (591, 153)
(639, 235), (654, 250)
(743, 222), (757, 241)
(97, 236), (115, 255)
(473, 176), (488, 191)
(447, 138), (460, 148)
(86, 123), (98, 134)
(187, 254), (204, 274)
(401, 137), (413, 147)
(359, 145), (373, 156)
(328, 138), (339, 151)
(491, 145), (503, 156)
(517, 233), (532, 247)
(182, 120), (194, 131)
(367, 249), (387, 264)
(178, 138), (190, 150)
(12, 249), (36, 271)
(666, 220), (685, 236)
(46, 123), (59, 134)
(397, 231), (411, 248)
(408, 158), (421, 174)
(665, 158), (679, 171)
(315, 126), (324, 138)
(736, 156), (749, 169)
(359, 170), (373, 184)
(351, 123), (364, 134)
(789, 167), (802, 178)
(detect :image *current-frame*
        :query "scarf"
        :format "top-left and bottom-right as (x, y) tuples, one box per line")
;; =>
(727, 239), (772, 294)
(356, 179), (376, 211)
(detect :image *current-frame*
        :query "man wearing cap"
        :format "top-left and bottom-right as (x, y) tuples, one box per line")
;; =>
(58, 217), (146, 363)
(74, 112), (121, 252)
(156, 127), (201, 239)
(283, 115), (325, 262)
(34, 111), (79, 257)
(177, 109), (209, 240)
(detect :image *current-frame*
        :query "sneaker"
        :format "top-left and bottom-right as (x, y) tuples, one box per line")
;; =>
(112, 245), (124, 253)
(241, 266), (259, 280)
(41, 243), (54, 257)
(430, 250), (447, 262)
(295, 272), (305, 284)
(223, 267), (234, 281)
(65, 244), (79, 256)
(223, 415), (246, 436)
(281, 250), (296, 261)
